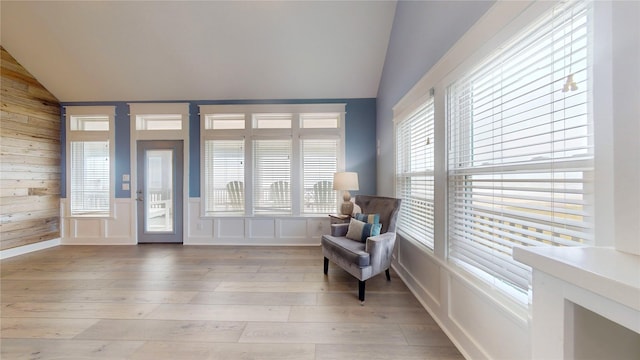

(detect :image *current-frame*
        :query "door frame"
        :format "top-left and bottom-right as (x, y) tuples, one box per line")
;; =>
(136, 140), (184, 243)
(129, 103), (190, 245)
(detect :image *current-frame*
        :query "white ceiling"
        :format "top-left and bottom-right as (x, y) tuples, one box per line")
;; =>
(1, 1), (396, 102)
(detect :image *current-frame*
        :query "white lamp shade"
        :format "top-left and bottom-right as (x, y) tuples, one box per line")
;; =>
(333, 172), (359, 191)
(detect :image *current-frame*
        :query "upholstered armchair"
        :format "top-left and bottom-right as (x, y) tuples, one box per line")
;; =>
(321, 195), (402, 302)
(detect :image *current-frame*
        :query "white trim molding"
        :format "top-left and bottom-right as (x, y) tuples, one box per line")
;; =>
(0, 238), (61, 260)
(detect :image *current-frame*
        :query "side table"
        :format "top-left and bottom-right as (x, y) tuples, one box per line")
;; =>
(329, 214), (350, 225)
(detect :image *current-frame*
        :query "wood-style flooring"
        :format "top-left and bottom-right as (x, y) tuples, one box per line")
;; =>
(0, 245), (463, 360)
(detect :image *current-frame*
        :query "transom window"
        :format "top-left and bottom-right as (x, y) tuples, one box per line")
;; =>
(136, 114), (182, 131)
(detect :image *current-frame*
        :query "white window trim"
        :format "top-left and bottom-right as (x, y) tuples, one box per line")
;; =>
(199, 104), (345, 217)
(65, 105), (116, 218)
(393, 92), (436, 251)
(390, 0), (613, 311)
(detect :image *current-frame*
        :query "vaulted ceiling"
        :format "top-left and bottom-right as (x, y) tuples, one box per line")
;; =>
(1, 1), (396, 102)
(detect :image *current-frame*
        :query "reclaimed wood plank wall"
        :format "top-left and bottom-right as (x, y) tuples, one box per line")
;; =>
(1, 46), (61, 250)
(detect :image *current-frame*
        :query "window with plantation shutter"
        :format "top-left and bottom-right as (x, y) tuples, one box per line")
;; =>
(302, 138), (338, 214)
(204, 139), (245, 214)
(447, 0), (593, 299)
(66, 108), (114, 217)
(253, 139), (292, 214)
(395, 98), (435, 249)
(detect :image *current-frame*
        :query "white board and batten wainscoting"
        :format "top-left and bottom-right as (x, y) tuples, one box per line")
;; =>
(60, 198), (329, 246)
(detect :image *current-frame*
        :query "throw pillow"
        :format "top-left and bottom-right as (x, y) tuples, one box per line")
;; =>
(354, 213), (380, 224)
(346, 218), (382, 243)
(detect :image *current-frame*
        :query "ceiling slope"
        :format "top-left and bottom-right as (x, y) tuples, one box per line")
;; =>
(1, 1), (396, 102)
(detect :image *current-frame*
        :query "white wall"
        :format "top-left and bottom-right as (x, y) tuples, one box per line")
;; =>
(612, 0), (640, 255)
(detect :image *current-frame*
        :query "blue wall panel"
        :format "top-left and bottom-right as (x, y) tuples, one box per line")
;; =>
(114, 102), (131, 198)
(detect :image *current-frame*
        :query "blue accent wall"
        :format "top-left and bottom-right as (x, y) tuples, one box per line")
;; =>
(114, 103), (131, 198)
(60, 98), (377, 199)
(343, 98), (377, 197)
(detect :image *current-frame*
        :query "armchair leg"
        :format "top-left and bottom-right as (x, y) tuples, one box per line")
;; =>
(323, 257), (329, 275)
(385, 268), (391, 281)
(358, 280), (366, 302)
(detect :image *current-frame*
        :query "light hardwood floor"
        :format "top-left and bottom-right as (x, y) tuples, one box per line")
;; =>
(1, 245), (463, 360)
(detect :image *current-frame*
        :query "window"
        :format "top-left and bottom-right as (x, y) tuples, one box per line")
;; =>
(204, 140), (245, 214)
(200, 104), (345, 216)
(70, 116), (109, 131)
(66, 107), (115, 216)
(70, 141), (109, 215)
(447, 0), (593, 299)
(253, 113), (292, 129)
(395, 97), (435, 249)
(253, 139), (292, 214)
(136, 114), (182, 130)
(205, 114), (245, 130)
(302, 138), (338, 214)
(301, 113), (340, 129)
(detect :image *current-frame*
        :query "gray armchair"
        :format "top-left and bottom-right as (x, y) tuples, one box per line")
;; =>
(321, 195), (402, 302)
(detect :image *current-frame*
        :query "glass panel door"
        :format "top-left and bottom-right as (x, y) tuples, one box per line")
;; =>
(145, 149), (173, 232)
(137, 140), (183, 243)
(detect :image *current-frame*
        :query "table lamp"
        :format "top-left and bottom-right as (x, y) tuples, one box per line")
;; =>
(333, 172), (359, 216)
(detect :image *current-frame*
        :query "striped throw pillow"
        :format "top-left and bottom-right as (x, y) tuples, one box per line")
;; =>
(354, 213), (380, 224)
(346, 218), (382, 243)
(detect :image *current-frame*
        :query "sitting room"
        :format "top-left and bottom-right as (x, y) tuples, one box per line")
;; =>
(1, 1), (638, 359)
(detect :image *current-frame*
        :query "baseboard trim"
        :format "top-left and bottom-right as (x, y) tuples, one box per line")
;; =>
(0, 238), (61, 260)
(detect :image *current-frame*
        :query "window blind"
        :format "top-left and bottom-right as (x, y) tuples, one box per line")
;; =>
(395, 98), (435, 249)
(70, 141), (110, 215)
(447, 0), (593, 296)
(302, 138), (338, 214)
(204, 140), (245, 214)
(253, 139), (292, 214)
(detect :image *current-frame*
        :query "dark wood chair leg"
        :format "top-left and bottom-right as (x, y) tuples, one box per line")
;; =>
(323, 257), (329, 275)
(358, 280), (366, 302)
(385, 268), (391, 281)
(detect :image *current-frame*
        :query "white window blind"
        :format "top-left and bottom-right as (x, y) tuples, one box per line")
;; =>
(70, 141), (110, 215)
(447, 0), (593, 297)
(395, 98), (435, 249)
(204, 140), (245, 214)
(253, 139), (292, 214)
(302, 138), (338, 214)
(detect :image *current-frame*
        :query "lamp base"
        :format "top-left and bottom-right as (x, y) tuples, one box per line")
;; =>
(340, 201), (354, 216)
(340, 190), (353, 216)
